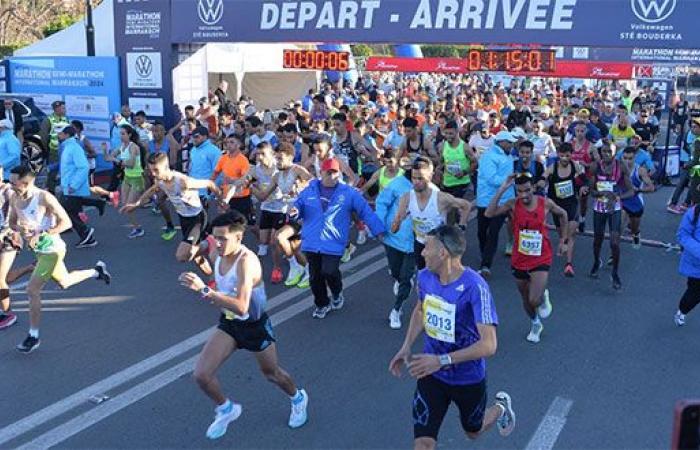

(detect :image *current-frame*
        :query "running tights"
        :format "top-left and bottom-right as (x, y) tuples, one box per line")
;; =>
(679, 277), (700, 315)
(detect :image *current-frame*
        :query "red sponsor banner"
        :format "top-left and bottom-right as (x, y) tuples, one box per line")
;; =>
(366, 56), (633, 80)
(366, 57), (466, 73)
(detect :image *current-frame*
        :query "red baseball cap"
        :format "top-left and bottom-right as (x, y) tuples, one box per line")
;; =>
(321, 158), (340, 172)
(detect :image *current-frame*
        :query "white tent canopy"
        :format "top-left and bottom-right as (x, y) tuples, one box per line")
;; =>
(174, 43), (320, 111)
(14, 0), (115, 57)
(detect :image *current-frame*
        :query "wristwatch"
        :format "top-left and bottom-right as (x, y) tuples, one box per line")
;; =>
(438, 354), (452, 367)
(199, 286), (212, 298)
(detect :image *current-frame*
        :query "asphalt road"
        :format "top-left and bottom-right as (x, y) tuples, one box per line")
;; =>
(0, 186), (696, 449)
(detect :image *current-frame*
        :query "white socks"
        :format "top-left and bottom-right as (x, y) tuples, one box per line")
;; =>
(29, 328), (39, 338)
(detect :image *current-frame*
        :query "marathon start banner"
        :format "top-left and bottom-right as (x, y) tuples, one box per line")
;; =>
(172, 0), (697, 49)
(365, 57), (634, 80)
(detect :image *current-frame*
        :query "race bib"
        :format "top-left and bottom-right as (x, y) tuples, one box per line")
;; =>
(518, 229), (543, 256)
(412, 217), (432, 242)
(423, 294), (456, 343)
(554, 180), (574, 199)
(446, 161), (462, 175)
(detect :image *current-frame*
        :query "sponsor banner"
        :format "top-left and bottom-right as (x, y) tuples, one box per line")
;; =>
(8, 56), (121, 172)
(114, 0), (174, 126)
(171, 0), (697, 49)
(634, 64), (675, 79)
(366, 57), (466, 73)
(563, 47), (700, 66)
(514, 61), (634, 79)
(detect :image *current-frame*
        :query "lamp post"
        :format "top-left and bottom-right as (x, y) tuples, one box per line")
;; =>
(86, 0), (95, 56)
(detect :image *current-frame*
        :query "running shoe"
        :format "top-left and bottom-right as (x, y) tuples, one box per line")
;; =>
(288, 389), (309, 429)
(356, 229), (367, 245)
(341, 244), (356, 263)
(284, 265), (304, 287)
(95, 261), (111, 285)
(78, 212), (89, 224)
(297, 270), (310, 289)
(128, 228), (145, 239)
(206, 401), (242, 440)
(478, 267), (491, 279)
(495, 392), (516, 437)
(537, 289), (552, 319)
(161, 227), (177, 241)
(16, 335), (40, 353)
(674, 310), (686, 326)
(632, 233), (641, 250)
(271, 267), (283, 284)
(563, 263), (575, 278)
(257, 244), (268, 257)
(331, 293), (345, 310)
(667, 204), (683, 215)
(611, 273), (622, 290)
(0, 312), (17, 330)
(389, 309), (401, 330)
(589, 258), (602, 278)
(76, 228), (97, 248)
(526, 321), (543, 343)
(109, 191), (120, 208)
(312, 305), (331, 319)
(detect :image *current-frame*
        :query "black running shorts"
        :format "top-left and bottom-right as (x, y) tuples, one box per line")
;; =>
(217, 312), (276, 352)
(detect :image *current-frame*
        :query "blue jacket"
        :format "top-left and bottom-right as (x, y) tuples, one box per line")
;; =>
(189, 139), (221, 195)
(295, 179), (385, 256)
(60, 137), (90, 197)
(678, 207), (700, 278)
(476, 144), (514, 208)
(375, 175), (414, 254)
(0, 129), (20, 179)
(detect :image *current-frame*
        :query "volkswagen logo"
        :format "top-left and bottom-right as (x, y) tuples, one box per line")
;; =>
(198, 0), (224, 25)
(135, 55), (153, 78)
(631, 0), (676, 23)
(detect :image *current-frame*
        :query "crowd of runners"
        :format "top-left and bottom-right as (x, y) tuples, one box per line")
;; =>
(1, 71), (698, 448)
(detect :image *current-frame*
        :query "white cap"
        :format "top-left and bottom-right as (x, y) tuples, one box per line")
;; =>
(494, 130), (517, 143)
(0, 119), (13, 129)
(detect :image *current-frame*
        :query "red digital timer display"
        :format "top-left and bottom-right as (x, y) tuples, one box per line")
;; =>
(466, 49), (556, 73)
(283, 50), (350, 71)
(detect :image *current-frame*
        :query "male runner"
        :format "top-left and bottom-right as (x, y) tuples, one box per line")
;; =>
(121, 153), (219, 274)
(620, 146), (655, 249)
(392, 157), (472, 271)
(9, 166), (111, 353)
(485, 174), (568, 343)
(389, 225), (515, 449)
(179, 210), (308, 439)
(589, 144), (634, 290)
(438, 120), (476, 202)
(543, 143), (587, 276)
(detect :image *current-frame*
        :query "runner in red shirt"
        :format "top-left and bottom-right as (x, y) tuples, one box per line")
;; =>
(485, 174), (569, 344)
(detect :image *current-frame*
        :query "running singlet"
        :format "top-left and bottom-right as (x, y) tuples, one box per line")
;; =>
(548, 163), (578, 205)
(158, 174), (202, 218)
(333, 134), (356, 169)
(511, 196), (552, 270)
(593, 160), (623, 213)
(405, 134), (426, 163)
(571, 139), (592, 166)
(215, 248), (267, 322)
(255, 164), (284, 213)
(408, 185), (444, 244)
(15, 191), (65, 254)
(442, 140), (471, 187)
(417, 267), (498, 385)
(622, 165), (644, 213)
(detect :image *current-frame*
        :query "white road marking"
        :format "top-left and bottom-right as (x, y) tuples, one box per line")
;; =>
(524, 396), (573, 450)
(0, 246), (385, 446)
(13, 258), (388, 449)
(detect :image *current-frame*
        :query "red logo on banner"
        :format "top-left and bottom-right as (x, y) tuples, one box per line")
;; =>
(635, 65), (653, 78)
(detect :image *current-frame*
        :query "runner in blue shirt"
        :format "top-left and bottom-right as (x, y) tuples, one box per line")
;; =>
(390, 225), (515, 448)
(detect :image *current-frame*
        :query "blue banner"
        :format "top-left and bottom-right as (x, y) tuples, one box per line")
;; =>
(8, 57), (122, 172)
(561, 47), (700, 66)
(170, 0), (696, 49)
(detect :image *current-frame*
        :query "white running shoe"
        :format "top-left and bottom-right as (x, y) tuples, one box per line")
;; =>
(495, 391), (516, 436)
(257, 244), (268, 256)
(526, 321), (543, 343)
(537, 289), (552, 319)
(288, 389), (309, 429)
(674, 310), (686, 327)
(389, 309), (402, 329)
(206, 401), (242, 440)
(356, 229), (367, 245)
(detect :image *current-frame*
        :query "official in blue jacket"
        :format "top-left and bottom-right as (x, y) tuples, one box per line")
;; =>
(294, 157), (385, 319)
(375, 167), (414, 329)
(674, 204), (700, 326)
(475, 130), (516, 276)
(59, 126), (96, 247)
(189, 126), (221, 200)
(0, 119), (21, 180)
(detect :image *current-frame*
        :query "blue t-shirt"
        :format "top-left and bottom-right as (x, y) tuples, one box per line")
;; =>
(417, 268), (498, 386)
(615, 148), (654, 171)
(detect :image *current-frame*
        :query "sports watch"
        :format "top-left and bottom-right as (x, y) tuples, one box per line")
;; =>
(199, 286), (212, 298)
(438, 354), (452, 367)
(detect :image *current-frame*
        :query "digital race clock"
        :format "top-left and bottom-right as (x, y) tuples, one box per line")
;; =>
(466, 49), (556, 73)
(282, 49), (350, 71)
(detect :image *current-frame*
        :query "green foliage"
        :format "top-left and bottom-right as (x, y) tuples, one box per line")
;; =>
(42, 14), (81, 38)
(351, 44), (373, 57)
(421, 45), (473, 58)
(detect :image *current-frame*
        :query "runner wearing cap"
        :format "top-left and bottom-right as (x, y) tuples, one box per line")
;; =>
(486, 174), (569, 343)
(475, 131), (516, 278)
(292, 157), (385, 319)
(389, 225), (515, 447)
